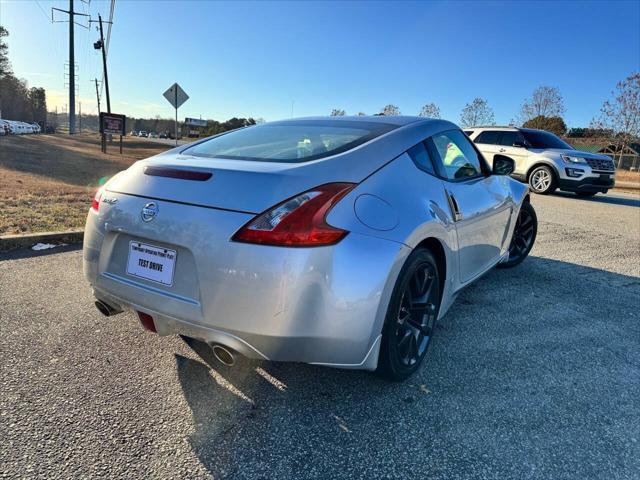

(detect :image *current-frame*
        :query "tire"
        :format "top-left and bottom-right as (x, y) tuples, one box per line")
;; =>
(528, 165), (557, 194)
(497, 201), (537, 269)
(376, 248), (441, 381)
(575, 192), (596, 197)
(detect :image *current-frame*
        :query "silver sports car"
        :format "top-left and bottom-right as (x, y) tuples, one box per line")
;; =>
(84, 116), (537, 380)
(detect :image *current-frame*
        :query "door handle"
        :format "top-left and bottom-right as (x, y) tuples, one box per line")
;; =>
(445, 190), (463, 222)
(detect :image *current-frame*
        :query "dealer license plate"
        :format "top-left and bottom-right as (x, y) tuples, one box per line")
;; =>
(126, 241), (177, 286)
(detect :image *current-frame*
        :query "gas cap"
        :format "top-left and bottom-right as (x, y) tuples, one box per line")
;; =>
(354, 194), (398, 231)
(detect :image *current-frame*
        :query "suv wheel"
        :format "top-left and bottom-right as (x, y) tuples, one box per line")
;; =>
(528, 166), (557, 194)
(376, 248), (441, 381)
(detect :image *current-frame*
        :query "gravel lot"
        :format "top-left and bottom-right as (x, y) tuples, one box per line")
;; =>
(1, 192), (639, 479)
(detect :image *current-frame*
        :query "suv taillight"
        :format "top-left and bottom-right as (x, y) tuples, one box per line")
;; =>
(232, 183), (355, 247)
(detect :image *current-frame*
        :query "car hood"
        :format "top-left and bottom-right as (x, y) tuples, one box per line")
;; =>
(532, 148), (611, 160)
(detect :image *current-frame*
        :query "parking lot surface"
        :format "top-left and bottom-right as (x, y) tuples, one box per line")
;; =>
(1, 192), (639, 479)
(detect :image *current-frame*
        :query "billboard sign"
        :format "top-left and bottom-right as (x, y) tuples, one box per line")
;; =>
(185, 117), (207, 127)
(99, 112), (126, 135)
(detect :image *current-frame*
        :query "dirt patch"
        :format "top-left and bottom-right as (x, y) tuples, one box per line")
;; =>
(0, 134), (171, 235)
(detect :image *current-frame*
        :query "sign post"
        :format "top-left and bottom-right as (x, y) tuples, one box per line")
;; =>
(163, 83), (189, 146)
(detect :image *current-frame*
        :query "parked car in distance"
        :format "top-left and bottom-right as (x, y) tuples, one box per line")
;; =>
(85, 116), (537, 381)
(148, 132), (158, 139)
(130, 131), (138, 137)
(0, 119), (10, 135)
(139, 131), (148, 138)
(159, 132), (168, 139)
(465, 126), (616, 196)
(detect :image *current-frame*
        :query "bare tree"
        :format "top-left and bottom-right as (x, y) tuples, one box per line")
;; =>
(590, 72), (640, 163)
(517, 86), (565, 125)
(459, 98), (495, 127)
(380, 104), (401, 116)
(418, 102), (441, 118)
(330, 109), (346, 116)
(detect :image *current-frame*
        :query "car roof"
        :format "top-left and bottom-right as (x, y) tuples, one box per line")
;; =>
(269, 115), (426, 127)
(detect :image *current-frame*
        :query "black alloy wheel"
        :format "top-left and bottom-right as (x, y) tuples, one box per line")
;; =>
(498, 201), (538, 268)
(377, 249), (441, 381)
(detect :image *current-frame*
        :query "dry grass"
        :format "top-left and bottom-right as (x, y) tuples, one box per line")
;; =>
(0, 134), (171, 235)
(616, 170), (640, 184)
(1, 134), (638, 235)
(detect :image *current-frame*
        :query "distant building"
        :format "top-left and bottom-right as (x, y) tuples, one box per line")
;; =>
(569, 142), (640, 171)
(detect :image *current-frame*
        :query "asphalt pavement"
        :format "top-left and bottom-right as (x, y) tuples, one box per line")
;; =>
(1, 192), (639, 479)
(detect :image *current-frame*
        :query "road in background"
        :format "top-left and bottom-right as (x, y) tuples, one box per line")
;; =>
(139, 136), (189, 146)
(1, 192), (639, 479)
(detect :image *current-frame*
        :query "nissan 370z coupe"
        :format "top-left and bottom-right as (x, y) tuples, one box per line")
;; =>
(84, 116), (537, 381)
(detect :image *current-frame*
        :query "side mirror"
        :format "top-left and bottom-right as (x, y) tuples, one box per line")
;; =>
(512, 140), (527, 148)
(493, 154), (515, 175)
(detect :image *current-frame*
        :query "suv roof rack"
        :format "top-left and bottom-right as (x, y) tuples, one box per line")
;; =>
(468, 125), (518, 129)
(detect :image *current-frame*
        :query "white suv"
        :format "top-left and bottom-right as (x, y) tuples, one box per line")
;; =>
(465, 126), (616, 196)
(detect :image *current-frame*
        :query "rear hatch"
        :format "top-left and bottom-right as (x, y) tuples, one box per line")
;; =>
(106, 154), (318, 214)
(93, 153), (362, 324)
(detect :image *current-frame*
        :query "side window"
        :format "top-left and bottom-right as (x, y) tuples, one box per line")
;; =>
(498, 131), (524, 147)
(428, 130), (483, 181)
(474, 130), (501, 145)
(407, 142), (435, 175)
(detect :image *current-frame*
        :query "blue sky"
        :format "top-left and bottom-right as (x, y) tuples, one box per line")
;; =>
(1, 0), (639, 127)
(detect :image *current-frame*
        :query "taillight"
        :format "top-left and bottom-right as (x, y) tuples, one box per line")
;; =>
(232, 183), (355, 247)
(91, 188), (103, 213)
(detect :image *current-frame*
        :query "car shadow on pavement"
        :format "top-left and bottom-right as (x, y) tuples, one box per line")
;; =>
(175, 256), (640, 479)
(553, 191), (640, 207)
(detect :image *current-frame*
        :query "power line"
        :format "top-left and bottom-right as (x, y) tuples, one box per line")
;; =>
(106, 0), (114, 54)
(34, 0), (50, 22)
(98, 0), (115, 102)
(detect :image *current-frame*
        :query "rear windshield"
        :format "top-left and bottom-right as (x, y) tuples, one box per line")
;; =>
(521, 129), (573, 149)
(184, 120), (398, 162)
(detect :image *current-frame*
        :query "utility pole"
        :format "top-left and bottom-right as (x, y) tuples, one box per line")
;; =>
(94, 78), (101, 115)
(69, 0), (75, 133)
(79, 102), (82, 133)
(92, 14), (111, 113)
(52, 1), (88, 135)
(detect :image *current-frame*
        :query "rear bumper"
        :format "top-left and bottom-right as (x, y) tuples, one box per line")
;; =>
(84, 197), (410, 370)
(93, 287), (385, 369)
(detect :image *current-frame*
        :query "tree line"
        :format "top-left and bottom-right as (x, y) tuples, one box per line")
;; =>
(0, 26), (47, 125)
(329, 72), (640, 147)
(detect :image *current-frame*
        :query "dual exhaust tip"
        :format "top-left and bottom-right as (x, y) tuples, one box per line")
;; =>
(95, 299), (236, 367)
(211, 344), (236, 366)
(95, 299), (122, 317)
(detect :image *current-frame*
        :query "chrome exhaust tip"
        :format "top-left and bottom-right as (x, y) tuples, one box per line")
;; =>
(211, 344), (236, 366)
(94, 300), (122, 317)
